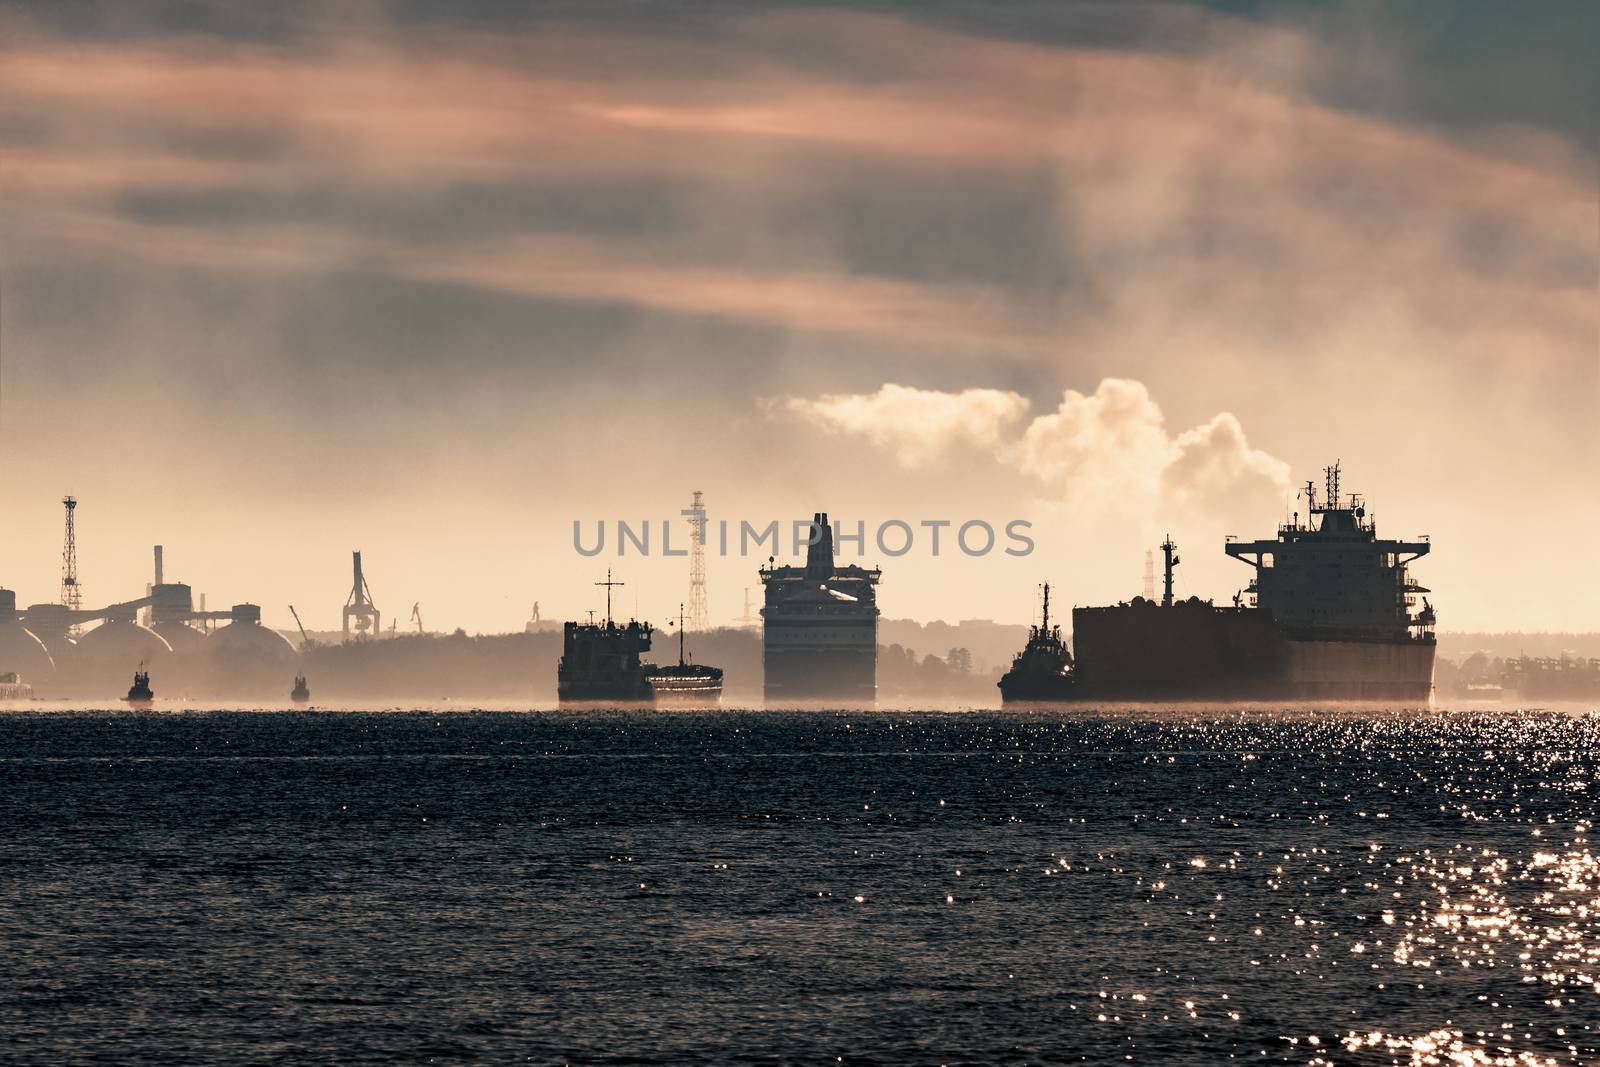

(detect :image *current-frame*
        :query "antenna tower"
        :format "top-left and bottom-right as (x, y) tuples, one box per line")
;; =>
(686, 490), (708, 630)
(1142, 549), (1155, 601)
(60, 496), (82, 631)
(1324, 461), (1341, 510)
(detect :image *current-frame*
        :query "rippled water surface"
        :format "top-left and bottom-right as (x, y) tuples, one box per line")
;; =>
(2, 708), (1597, 1065)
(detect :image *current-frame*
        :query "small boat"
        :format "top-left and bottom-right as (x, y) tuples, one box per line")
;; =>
(125, 664), (154, 705)
(290, 675), (311, 703)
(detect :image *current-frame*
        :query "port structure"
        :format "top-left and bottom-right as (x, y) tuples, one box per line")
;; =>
(61, 496), (82, 632)
(342, 550), (380, 638)
(21, 542), (263, 645)
(686, 490), (708, 631)
(289, 605), (312, 650)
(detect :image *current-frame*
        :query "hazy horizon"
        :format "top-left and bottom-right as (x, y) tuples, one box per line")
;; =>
(2, 1), (1595, 635)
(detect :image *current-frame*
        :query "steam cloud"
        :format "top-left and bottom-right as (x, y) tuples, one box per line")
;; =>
(785, 379), (1290, 521)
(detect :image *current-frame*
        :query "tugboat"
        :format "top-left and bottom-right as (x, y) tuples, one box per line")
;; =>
(290, 675), (311, 703)
(557, 571), (655, 703)
(646, 604), (724, 705)
(997, 583), (1075, 702)
(124, 663), (154, 705)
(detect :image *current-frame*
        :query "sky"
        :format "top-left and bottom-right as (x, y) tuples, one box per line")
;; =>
(0, 0), (1595, 635)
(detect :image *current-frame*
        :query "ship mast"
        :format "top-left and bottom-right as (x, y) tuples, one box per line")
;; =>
(678, 602), (686, 667)
(595, 569), (624, 626)
(1161, 536), (1179, 608)
(1041, 582), (1051, 633)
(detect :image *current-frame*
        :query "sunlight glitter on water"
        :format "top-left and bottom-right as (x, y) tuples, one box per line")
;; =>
(0, 707), (1596, 1063)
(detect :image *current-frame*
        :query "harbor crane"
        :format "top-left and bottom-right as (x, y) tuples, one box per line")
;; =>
(342, 550), (380, 638)
(288, 605), (313, 651)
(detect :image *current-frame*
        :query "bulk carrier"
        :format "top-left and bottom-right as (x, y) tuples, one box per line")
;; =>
(1001, 465), (1436, 702)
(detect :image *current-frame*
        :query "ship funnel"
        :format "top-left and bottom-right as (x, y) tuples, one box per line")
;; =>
(804, 512), (835, 579)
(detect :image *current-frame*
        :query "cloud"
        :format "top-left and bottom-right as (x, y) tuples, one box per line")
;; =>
(782, 378), (1292, 522)
(0, 7), (1590, 430)
(1163, 413), (1293, 519)
(1013, 379), (1174, 501)
(782, 384), (1031, 466)
(0, 4), (1593, 629)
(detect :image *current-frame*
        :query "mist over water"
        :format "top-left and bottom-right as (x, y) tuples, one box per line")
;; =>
(2, 706), (1595, 1064)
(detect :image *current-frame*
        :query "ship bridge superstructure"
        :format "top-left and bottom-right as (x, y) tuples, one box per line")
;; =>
(1224, 464), (1433, 640)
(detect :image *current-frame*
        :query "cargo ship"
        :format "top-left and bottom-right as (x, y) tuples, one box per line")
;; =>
(760, 514), (881, 703)
(1003, 465), (1437, 702)
(645, 605), (724, 704)
(557, 571), (656, 703)
(997, 584), (1073, 701)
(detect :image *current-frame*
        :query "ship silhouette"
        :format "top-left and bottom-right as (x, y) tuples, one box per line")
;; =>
(646, 605), (724, 705)
(557, 571), (655, 703)
(759, 514), (881, 703)
(124, 664), (154, 704)
(1001, 465), (1436, 702)
(996, 583), (1073, 702)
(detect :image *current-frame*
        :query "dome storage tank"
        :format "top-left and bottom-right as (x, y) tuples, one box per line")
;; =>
(76, 618), (175, 664)
(0, 589), (55, 684)
(209, 604), (297, 660)
(202, 605), (299, 699)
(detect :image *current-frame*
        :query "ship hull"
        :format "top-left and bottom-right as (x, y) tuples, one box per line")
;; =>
(557, 674), (654, 703)
(1064, 603), (1433, 702)
(762, 616), (877, 703)
(648, 677), (724, 705)
(1281, 637), (1434, 701)
(647, 667), (724, 705)
(997, 672), (1075, 702)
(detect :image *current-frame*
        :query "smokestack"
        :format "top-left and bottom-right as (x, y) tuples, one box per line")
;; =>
(804, 512), (834, 579)
(154, 545), (164, 586)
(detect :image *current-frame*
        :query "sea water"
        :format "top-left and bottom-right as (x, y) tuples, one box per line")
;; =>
(1, 708), (1595, 1064)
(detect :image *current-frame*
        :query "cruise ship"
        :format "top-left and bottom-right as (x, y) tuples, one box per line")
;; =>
(760, 514), (881, 703)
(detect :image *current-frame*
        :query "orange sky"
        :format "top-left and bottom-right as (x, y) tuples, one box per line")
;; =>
(1, 3), (1594, 634)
